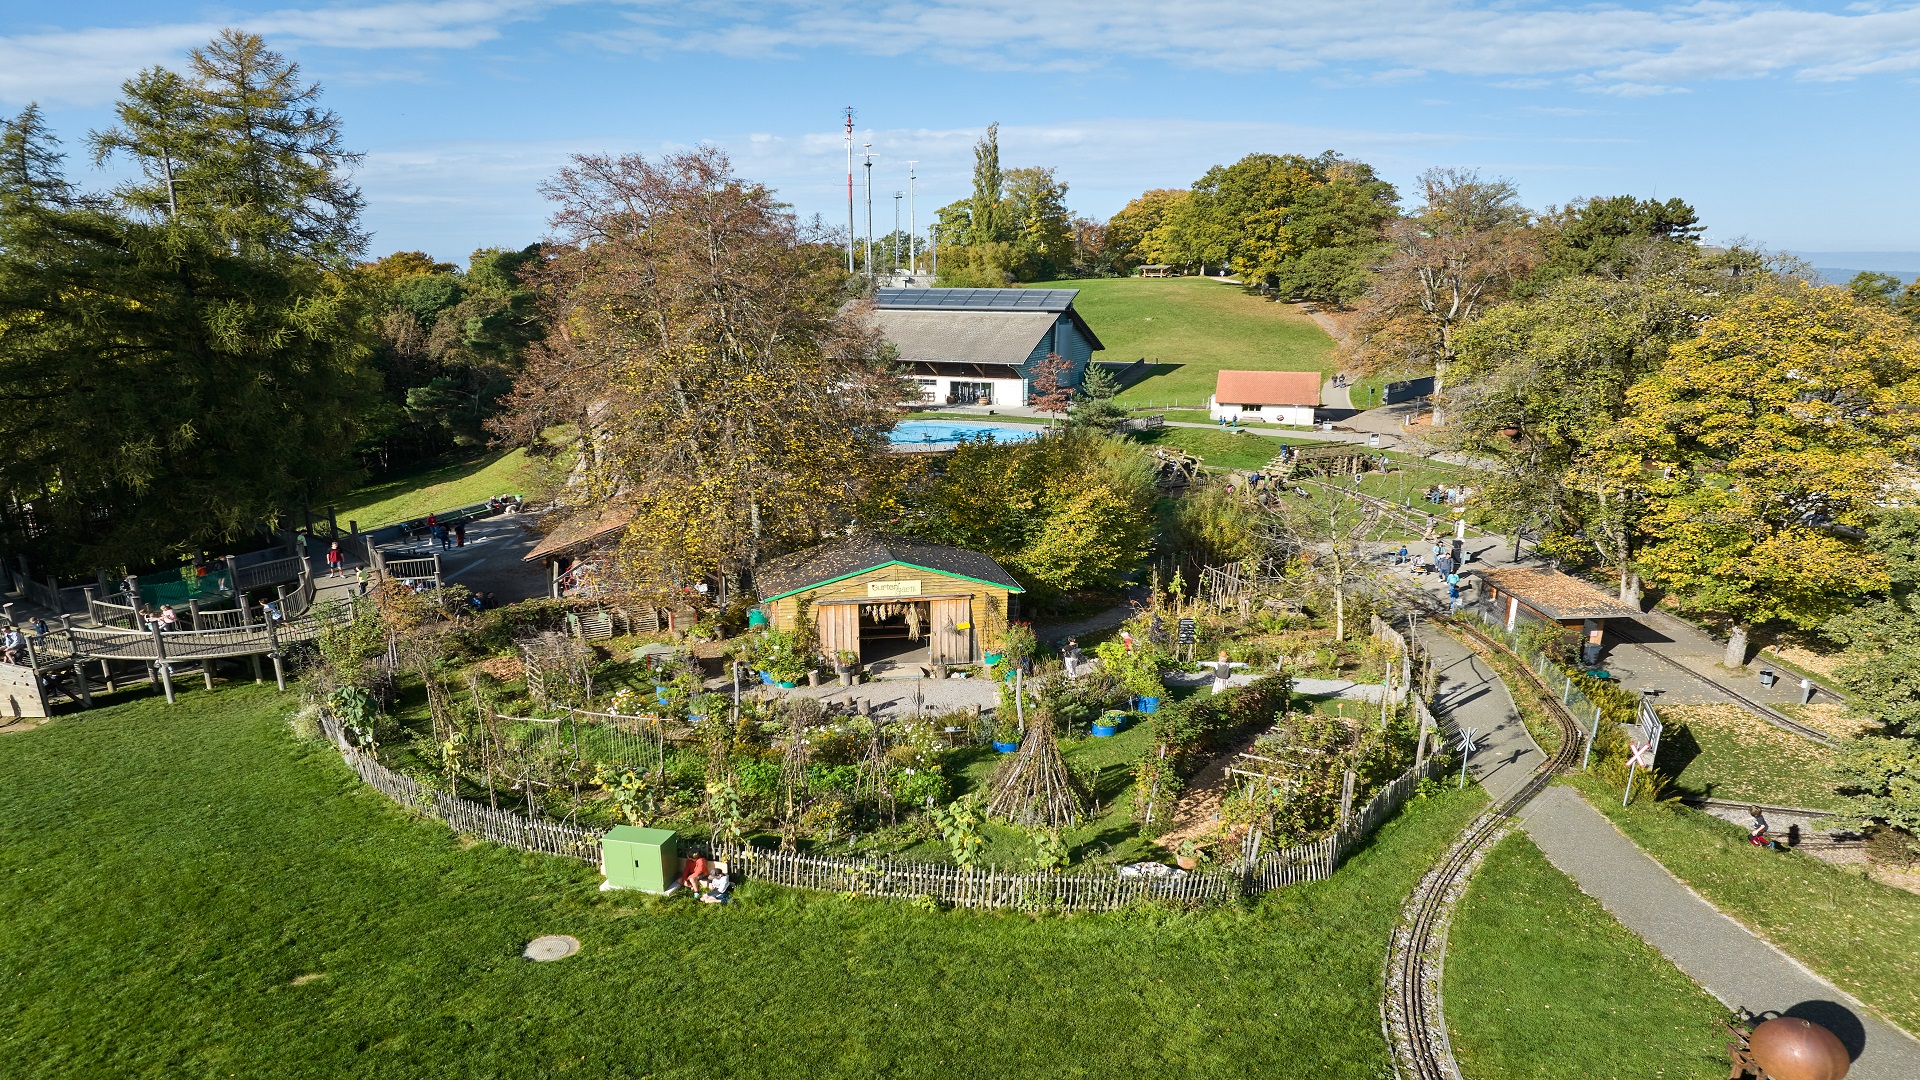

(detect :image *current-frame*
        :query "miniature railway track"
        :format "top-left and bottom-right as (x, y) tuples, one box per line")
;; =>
(1605, 624), (1839, 748)
(1382, 611), (1586, 1080)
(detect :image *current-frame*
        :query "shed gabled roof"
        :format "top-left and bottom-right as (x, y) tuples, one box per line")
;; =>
(522, 507), (630, 562)
(754, 535), (1024, 601)
(874, 288), (1078, 312)
(871, 309), (1058, 366)
(869, 288), (1104, 357)
(1214, 369), (1322, 407)
(1474, 566), (1643, 621)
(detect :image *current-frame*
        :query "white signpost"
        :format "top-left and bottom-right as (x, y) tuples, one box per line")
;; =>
(1622, 700), (1664, 806)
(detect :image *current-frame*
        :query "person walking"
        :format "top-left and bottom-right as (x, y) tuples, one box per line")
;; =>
(30, 616), (48, 645)
(326, 541), (344, 578)
(356, 566), (371, 595)
(158, 605), (179, 631)
(435, 524), (451, 551)
(454, 522), (467, 548)
(1397, 543), (1409, 566)
(1747, 807), (1780, 850)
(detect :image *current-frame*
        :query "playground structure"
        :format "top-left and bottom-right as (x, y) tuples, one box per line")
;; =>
(0, 497), (523, 720)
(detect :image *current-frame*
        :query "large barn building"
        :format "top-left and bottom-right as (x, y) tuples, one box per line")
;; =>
(869, 288), (1103, 408)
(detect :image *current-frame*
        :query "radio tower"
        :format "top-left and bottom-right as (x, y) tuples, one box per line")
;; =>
(843, 107), (856, 274)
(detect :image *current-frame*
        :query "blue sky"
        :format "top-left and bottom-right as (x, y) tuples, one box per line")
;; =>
(4, 1), (1919, 266)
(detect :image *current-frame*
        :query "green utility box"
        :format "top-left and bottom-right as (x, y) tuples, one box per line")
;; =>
(601, 826), (679, 893)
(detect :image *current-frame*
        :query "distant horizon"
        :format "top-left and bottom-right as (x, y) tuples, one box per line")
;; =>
(7, 2), (1919, 260)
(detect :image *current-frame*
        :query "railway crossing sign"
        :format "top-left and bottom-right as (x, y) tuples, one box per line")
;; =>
(1456, 726), (1479, 789)
(1628, 741), (1654, 769)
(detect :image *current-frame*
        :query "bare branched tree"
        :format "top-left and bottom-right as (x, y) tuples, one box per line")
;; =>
(1344, 168), (1535, 426)
(1259, 487), (1386, 641)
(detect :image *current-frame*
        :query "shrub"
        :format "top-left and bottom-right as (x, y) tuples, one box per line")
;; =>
(1144, 674), (1294, 777)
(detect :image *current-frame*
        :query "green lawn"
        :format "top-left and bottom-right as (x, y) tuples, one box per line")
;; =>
(1659, 703), (1844, 811)
(1134, 427), (1313, 471)
(1039, 278), (1336, 408)
(0, 682), (1496, 1079)
(1565, 775), (1920, 1035)
(1447, 833), (1728, 1080)
(331, 449), (545, 529)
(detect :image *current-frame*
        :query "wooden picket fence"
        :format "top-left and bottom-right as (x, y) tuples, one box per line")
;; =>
(320, 712), (602, 863)
(318, 710), (1443, 911)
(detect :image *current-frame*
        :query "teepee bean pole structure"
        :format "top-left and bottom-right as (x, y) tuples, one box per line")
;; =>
(986, 706), (1083, 828)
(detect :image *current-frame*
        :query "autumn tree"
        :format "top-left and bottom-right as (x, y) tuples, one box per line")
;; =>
(1104, 188), (1190, 273)
(1169, 151), (1396, 300)
(903, 432), (1156, 600)
(1608, 284), (1920, 666)
(1260, 486), (1385, 640)
(498, 148), (909, 594)
(934, 125), (1074, 285)
(1345, 169), (1535, 425)
(1447, 244), (1763, 592)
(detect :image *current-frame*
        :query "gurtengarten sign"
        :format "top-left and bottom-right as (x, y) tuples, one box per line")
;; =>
(866, 580), (922, 598)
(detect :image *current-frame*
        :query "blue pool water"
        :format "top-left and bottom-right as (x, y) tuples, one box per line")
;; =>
(889, 420), (1041, 447)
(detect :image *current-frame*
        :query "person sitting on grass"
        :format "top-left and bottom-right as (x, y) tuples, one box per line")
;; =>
(678, 853), (709, 893)
(699, 862), (731, 904)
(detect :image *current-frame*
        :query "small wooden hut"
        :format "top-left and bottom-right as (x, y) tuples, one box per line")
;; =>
(754, 536), (1024, 669)
(1473, 566), (1641, 665)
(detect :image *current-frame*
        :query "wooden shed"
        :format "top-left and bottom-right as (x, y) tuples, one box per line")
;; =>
(753, 536), (1024, 670)
(1473, 566), (1642, 665)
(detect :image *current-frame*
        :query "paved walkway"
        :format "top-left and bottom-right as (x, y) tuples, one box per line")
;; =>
(1419, 619), (1920, 1078)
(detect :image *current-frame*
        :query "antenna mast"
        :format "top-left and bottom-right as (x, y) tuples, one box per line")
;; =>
(843, 107), (855, 274)
(906, 161), (917, 275)
(863, 141), (874, 280)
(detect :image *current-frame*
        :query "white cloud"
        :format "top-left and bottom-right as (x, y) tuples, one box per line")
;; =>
(0, 1), (544, 104)
(12, 0), (1920, 107)
(603, 0), (1920, 92)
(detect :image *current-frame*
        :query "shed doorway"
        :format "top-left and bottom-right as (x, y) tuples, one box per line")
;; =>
(816, 597), (976, 676)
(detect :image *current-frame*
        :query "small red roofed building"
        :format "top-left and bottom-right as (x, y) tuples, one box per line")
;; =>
(1209, 370), (1322, 427)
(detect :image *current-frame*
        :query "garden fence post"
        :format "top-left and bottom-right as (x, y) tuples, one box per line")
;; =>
(188, 599), (201, 631)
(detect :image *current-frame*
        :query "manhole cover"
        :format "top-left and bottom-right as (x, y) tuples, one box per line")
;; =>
(523, 935), (580, 962)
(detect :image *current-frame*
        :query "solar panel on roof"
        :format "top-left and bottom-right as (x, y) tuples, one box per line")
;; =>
(873, 288), (1077, 312)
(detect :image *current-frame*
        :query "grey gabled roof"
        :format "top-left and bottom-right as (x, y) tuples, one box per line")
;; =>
(872, 309), (1057, 366)
(874, 288), (1079, 312)
(755, 534), (1024, 601)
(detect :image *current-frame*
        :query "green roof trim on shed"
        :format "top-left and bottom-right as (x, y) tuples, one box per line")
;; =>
(753, 535), (1026, 603)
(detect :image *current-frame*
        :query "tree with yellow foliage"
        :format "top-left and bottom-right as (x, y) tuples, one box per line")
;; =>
(1610, 284), (1920, 666)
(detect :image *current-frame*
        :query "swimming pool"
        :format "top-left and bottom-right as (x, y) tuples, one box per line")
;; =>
(888, 420), (1042, 448)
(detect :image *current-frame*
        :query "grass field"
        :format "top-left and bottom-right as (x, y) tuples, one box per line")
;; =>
(0, 682), (1503, 1079)
(1037, 278), (1336, 408)
(1565, 775), (1920, 1035)
(1135, 427), (1310, 470)
(333, 449), (545, 529)
(1659, 703), (1843, 811)
(1447, 833), (1728, 1080)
